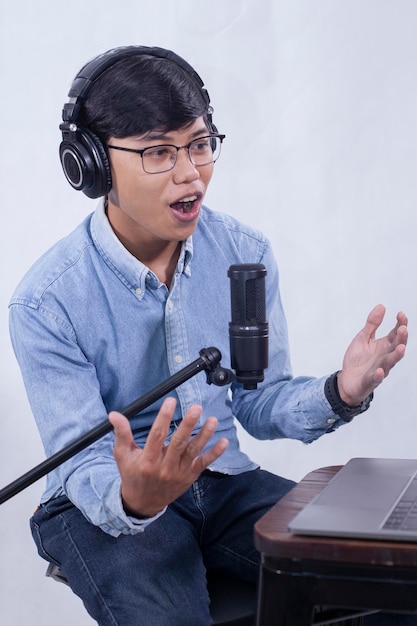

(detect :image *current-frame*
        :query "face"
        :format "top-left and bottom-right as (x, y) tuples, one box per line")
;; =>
(106, 117), (214, 252)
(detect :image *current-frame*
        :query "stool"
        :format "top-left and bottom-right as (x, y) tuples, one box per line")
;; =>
(46, 563), (256, 625)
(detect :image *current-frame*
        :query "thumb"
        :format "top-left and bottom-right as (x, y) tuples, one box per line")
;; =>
(109, 411), (136, 451)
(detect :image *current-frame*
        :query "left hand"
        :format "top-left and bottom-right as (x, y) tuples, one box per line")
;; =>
(337, 304), (408, 406)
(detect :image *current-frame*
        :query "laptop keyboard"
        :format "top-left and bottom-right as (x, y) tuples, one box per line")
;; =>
(383, 476), (417, 530)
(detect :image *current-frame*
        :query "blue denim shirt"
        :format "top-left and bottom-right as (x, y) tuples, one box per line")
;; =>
(9, 202), (343, 537)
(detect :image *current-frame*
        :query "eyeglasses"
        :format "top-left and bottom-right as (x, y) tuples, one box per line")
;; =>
(107, 134), (225, 174)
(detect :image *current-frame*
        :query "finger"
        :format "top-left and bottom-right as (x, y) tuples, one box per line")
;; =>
(182, 416), (220, 461)
(109, 411), (138, 457)
(166, 405), (203, 457)
(145, 397), (177, 452)
(397, 310), (408, 327)
(110, 411), (134, 442)
(362, 304), (386, 340)
(387, 312), (405, 334)
(386, 312), (408, 345)
(390, 324), (408, 348)
(191, 438), (229, 475)
(370, 367), (386, 387)
(379, 342), (407, 376)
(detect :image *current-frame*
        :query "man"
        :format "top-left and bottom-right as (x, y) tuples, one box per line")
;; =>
(9, 46), (409, 625)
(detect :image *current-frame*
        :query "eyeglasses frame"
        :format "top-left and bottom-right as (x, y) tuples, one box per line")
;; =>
(107, 133), (226, 174)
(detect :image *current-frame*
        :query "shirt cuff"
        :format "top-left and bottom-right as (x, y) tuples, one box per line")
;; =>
(101, 476), (167, 535)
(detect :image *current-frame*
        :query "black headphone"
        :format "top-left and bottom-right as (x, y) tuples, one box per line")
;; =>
(59, 45), (214, 199)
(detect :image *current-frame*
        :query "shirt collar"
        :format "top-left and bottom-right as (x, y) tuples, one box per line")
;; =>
(90, 200), (193, 296)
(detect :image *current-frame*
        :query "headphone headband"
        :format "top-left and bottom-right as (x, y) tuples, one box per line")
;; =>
(59, 45), (214, 199)
(62, 45), (210, 126)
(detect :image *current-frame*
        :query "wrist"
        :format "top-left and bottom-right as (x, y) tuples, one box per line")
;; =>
(336, 371), (363, 406)
(121, 495), (159, 520)
(324, 371), (373, 422)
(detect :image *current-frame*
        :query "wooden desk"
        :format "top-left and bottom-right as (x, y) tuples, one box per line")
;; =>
(254, 466), (417, 626)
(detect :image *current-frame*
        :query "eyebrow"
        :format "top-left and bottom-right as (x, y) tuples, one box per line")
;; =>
(144, 126), (209, 143)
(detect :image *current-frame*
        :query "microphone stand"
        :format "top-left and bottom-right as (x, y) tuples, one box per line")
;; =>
(0, 347), (234, 505)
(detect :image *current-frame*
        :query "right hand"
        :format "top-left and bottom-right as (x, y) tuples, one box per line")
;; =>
(109, 397), (228, 518)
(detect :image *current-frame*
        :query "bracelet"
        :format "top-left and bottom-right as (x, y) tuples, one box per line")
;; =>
(324, 371), (373, 422)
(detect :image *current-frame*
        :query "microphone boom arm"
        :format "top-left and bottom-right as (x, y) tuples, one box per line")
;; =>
(0, 347), (229, 505)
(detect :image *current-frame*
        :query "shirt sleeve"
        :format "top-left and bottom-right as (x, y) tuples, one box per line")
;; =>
(8, 301), (163, 537)
(101, 477), (167, 534)
(230, 243), (346, 443)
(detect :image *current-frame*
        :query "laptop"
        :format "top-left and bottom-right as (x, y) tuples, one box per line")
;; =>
(288, 457), (417, 542)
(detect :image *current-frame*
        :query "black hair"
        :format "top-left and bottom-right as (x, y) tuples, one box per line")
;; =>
(78, 54), (211, 142)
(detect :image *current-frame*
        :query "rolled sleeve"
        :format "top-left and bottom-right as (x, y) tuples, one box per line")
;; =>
(100, 477), (167, 537)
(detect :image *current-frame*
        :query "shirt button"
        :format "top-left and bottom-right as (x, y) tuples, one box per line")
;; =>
(168, 301), (174, 310)
(327, 417), (336, 424)
(174, 355), (183, 364)
(135, 287), (143, 296)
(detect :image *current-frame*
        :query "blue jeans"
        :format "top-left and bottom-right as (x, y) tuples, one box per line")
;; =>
(30, 468), (417, 626)
(30, 468), (294, 625)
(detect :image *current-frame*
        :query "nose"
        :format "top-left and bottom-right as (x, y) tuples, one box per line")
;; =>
(172, 147), (199, 183)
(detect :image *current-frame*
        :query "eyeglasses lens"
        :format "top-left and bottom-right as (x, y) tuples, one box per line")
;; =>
(142, 136), (223, 174)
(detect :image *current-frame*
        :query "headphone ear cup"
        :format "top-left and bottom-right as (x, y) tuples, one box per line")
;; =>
(59, 128), (112, 199)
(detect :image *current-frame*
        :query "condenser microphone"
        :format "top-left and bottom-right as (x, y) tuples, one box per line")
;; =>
(228, 264), (268, 389)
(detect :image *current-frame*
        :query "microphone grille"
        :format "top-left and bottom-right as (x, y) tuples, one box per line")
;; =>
(228, 263), (267, 324)
(246, 277), (266, 323)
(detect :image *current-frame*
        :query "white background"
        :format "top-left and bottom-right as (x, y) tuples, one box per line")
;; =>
(1, 1), (417, 623)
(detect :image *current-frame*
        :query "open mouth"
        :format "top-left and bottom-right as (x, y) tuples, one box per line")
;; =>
(170, 195), (198, 213)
